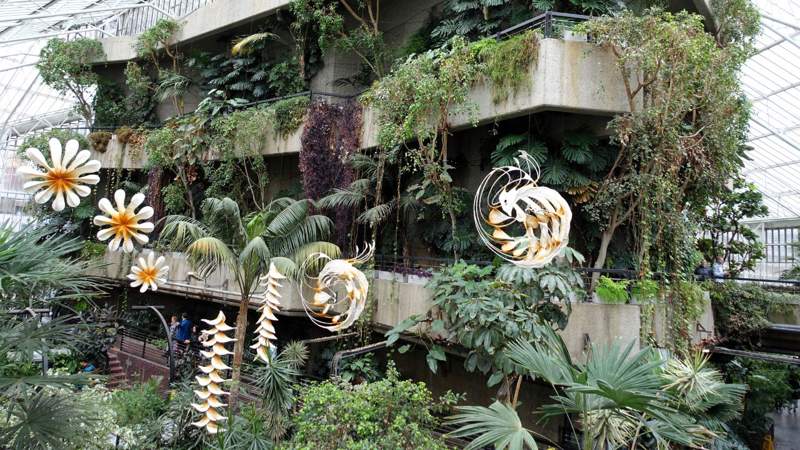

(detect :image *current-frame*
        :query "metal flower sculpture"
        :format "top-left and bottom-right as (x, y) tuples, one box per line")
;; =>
(192, 311), (236, 435)
(93, 189), (155, 253)
(127, 252), (169, 293)
(299, 243), (374, 332)
(17, 138), (101, 211)
(473, 152), (572, 268)
(251, 263), (285, 362)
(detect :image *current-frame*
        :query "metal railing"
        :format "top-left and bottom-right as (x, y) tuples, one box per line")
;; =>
(493, 11), (591, 39)
(93, 0), (211, 40)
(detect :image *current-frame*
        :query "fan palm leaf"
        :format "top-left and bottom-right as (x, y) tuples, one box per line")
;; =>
(231, 32), (278, 55)
(447, 401), (539, 450)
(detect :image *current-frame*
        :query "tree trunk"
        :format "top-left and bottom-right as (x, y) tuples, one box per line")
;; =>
(591, 227), (615, 296)
(229, 294), (250, 405)
(177, 166), (197, 218)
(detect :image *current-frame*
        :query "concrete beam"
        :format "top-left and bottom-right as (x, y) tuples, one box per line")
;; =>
(97, 0), (292, 63)
(99, 39), (631, 169)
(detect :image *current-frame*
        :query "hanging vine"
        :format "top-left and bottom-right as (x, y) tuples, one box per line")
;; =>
(299, 99), (363, 247)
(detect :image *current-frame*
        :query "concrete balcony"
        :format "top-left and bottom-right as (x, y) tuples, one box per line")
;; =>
(88, 249), (713, 360)
(98, 0), (293, 63)
(98, 38), (630, 170)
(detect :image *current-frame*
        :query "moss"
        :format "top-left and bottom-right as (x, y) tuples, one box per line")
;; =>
(87, 131), (113, 153)
(271, 96), (310, 138)
(473, 30), (540, 103)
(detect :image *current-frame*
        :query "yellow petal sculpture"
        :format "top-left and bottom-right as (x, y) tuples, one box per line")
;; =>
(251, 263), (285, 363)
(126, 252), (169, 293)
(299, 242), (374, 332)
(93, 189), (155, 253)
(17, 138), (101, 211)
(191, 311), (236, 435)
(474, 151), (572, 268)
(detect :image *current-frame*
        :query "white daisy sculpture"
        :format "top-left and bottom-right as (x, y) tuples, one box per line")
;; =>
(191, 311), (236, 435)
(93, 189), (155, 253)
(127, 252), (169, 293)
(17, 138), (101, 211)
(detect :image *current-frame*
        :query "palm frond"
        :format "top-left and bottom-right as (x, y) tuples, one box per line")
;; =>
(317, 188), (366, 210)
(268, 214), (333, 257)
(264, 199), (312, 238)
(289, 241), (341, 270)
(447, 401), (539, 450)
(231, 32), (278, 55)
(160, 215), (210, 250)
(357, 201), (395, 226)
(0, 391), (98, 450)
(186, 236), (237, 278)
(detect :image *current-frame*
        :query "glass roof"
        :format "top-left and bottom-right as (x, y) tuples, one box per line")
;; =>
(742, 0), (800, 221)
(0, 0), (797, 222)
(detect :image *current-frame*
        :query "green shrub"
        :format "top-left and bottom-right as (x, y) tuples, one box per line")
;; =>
(473, 30), (540, 102)
(37, 38), (105, 121)
(722, 358), (800, 449)
(595, 276), (630, 304)
(110, 379), (166, 427)
(135, 19), (181, 59)
(19, 130), (90, 158)
(709, 281), (787, 346)
(287, 366), (453, 450)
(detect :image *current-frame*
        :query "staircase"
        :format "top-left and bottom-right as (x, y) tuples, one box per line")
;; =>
(107, 348), (128, 389)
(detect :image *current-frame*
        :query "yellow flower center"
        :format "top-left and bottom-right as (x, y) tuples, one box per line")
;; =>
(138, 266), (158, 284)
(110, 210), (137, 239)
(45, 168), (77, 193)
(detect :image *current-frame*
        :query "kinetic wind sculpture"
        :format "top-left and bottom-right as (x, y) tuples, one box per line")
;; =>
(473, 152), (572, 268)
(93, 189), (155, 253)
(192, 311), (236, 435)
(17, 138), (101, 211)
(127, 252), (169, 293)
(251, 263), (286, 362)
(299, 242), (374, 332)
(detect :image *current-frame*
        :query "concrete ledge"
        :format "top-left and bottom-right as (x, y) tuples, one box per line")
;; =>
(97, 0), (292, 63)
(90, 251), (663, 360)
(101, 39), (629, 169)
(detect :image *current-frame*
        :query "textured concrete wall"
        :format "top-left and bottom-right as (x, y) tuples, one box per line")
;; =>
(90, 250), (654, 361)
(98, 0), (293, 63)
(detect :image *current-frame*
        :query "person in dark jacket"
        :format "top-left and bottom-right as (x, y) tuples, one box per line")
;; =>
(175, 313), (192, 347)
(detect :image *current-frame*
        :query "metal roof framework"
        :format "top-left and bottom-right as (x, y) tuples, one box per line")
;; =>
(742, 0), (800, 221)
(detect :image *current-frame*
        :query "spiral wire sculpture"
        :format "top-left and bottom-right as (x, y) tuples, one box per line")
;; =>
(473, 151), (572, 268)
(298, 242), (374, 332)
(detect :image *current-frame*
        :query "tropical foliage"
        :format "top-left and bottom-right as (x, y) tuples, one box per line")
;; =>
(160, 197), (338, 394)
(37, 38), (105, 122)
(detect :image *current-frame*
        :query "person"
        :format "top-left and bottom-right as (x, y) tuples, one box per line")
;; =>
(175, 313), (192, 350)
(80, 361), (95, 373)
(166, 315), (179, 355)
(711, 255), (726, 282)
(694, 259), (712, 281)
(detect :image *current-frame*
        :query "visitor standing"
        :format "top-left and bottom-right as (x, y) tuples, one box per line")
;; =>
(712, 256), (726, 282)
(167, 315), (179, 354)
(175, 313), (192, 351)
(694, 259), (712, 281)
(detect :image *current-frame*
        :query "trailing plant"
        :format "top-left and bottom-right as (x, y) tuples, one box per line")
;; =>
(472, 30), (540, 102)
(87, 131), (112, 153)
(708, 281), (788, 347)
(136, 19), (187, 116)
(93, 63), (154, 127)
(135, 18), (181, 63)
(697, 177), (768, 277)
(287, 364), (456, 449)
(386, 255), (583, 389)
(364, 37), (480, 258)
(594, 276), (629, 304)
(37, 38), (105, 122)
(290, 0), (389, 82)
(577, 9), (758, 355)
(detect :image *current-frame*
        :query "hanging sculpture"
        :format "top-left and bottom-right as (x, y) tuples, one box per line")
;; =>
(17, 138), (101, 211)
(191, 311), (236, 435)
(251, 263), (285, 363)
(473, 152), (572, 268)
(299, 242), (374, 332)
(127, 252), (169, 293)
(93, 189), (155, 253)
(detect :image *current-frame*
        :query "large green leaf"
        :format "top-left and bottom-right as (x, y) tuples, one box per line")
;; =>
(447, 401), (539, 450)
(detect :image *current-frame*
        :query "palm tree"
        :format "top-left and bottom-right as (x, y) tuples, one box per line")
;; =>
(0, 222), (106, 448)
(447, 324), (745, 450)
(160, 197), (337, 395)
